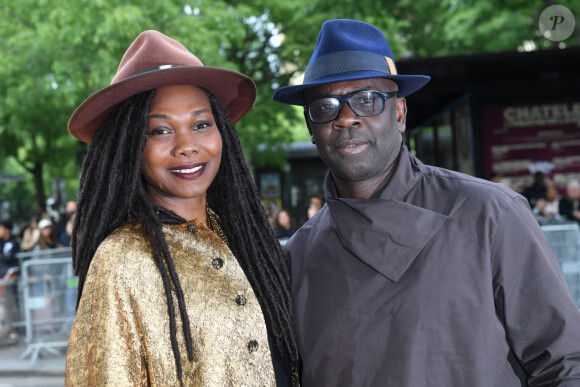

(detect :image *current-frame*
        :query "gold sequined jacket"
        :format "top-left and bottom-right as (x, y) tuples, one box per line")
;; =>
(65, 220), (276, 386)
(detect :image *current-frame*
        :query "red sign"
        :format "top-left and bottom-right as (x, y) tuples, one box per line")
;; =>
(482, 101), (580, 194)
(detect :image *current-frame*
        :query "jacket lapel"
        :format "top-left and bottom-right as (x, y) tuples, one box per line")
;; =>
(328, 197), (448, 282)
(325, 144), (448, 282)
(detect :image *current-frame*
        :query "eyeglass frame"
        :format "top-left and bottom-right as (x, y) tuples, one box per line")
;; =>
(304, 89), (399, 124)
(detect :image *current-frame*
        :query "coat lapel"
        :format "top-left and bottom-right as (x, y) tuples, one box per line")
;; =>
(328, 197), (448, 282)
(325, 145), (449, 282)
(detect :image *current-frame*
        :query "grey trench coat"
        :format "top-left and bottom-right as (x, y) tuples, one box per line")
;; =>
(285, 145), (580, 386)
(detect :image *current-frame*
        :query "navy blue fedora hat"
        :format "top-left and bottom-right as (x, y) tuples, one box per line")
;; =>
(272, 19), (430, 106)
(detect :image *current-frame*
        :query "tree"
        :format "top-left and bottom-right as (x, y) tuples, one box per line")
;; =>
(1, 0), (578, 219)
(0, 0), (299, 216)
(266, 0), (579, 65)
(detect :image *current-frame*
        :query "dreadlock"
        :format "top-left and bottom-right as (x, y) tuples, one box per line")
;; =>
(204, 90), (299, 366)
(72, 88), (299, 385)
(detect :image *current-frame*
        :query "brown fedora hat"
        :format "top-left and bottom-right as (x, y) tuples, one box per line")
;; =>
(68, 30), (256, 143)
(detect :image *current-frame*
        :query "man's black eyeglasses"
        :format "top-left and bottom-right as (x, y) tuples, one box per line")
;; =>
(304, 90), (398, 124)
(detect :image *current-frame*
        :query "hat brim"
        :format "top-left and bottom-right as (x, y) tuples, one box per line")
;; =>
(69, 66), (256, 143)
(272, 71), (430, 106)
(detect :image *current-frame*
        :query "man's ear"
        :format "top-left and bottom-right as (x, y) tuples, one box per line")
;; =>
(397, 98), (407, 134)
(303, 110), (316, 144)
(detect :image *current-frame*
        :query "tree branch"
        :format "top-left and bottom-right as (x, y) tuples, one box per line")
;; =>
(0, 6), (35, 29)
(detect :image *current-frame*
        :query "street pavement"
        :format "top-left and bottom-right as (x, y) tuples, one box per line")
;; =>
(0, 335), (65, 387)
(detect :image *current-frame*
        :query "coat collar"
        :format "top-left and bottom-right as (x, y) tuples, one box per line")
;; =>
(325, 145), (448, 282)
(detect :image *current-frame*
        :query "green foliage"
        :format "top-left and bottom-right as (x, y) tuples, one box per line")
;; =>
(1, 0), (578, 219)
(0, 158), (36, 221)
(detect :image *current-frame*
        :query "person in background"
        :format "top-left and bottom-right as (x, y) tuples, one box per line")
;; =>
(59, 212), (75, 247)
(0, 221), (20, 339)
(559, 180), (580, 225)
(33, 219), (57, 251)
(299, 194), (325, 225)
(306, 194), (324, 220)
(521, 171), (548, 208)
(0, 221), (20, 278)
(20, 216), (40, 252)
(272, 18), (580, 386)
(65, 30), (297, 386)
(262, 202), (278, 229)
(533, 181), (562, 224)
(274, 208), (298, 240)
(54, 201), (76, 244)
(65, 201), (77, 217)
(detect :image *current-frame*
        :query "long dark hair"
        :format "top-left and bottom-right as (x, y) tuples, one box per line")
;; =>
(72, 88), (298, 383)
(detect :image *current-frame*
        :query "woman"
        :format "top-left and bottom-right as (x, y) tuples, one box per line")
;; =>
(65, 30), (298, 386)
(533, 181), (562, 224)
(58, 213), (74, 247)
(34, 219), (57, 250)
(274, 209), (298, 240)
(20, 216), (40, 252)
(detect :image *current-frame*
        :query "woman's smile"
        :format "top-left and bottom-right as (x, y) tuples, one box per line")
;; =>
(168, 163), (206, 179)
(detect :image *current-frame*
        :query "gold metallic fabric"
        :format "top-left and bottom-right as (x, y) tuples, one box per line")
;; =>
(66, 220), (275, 386)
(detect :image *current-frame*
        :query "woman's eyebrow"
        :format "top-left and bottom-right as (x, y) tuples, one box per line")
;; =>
(149, 108), (211, 119)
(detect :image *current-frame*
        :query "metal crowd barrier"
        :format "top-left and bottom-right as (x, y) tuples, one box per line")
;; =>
(20, 256), (76, 363)
(16, 247), (73, 265)
(541, 222), (580, 308)
(16, 252), (77, 364)
(9, 248), (73, 331)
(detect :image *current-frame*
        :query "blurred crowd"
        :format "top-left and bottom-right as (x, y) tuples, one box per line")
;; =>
(489, 172), (580, 226)
(3, 172), (580, 277)
(1, 194), (327, 278)
(3, 175), (579, 277)
(0, 200), (76, 279)
(1, 192), (327, 280)
(0, 200), (78, 345)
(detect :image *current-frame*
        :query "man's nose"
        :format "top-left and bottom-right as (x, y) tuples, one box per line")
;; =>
(332, 101), (360, 129)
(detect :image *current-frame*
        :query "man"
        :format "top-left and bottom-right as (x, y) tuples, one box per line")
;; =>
(303, 194), (324, 224)
(521, 171), (548, 208)
(0, 221), (20, 278)
(272, 19), (580, 386)
(54, 200), (76, 246)
(559, 180), (580, 224)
